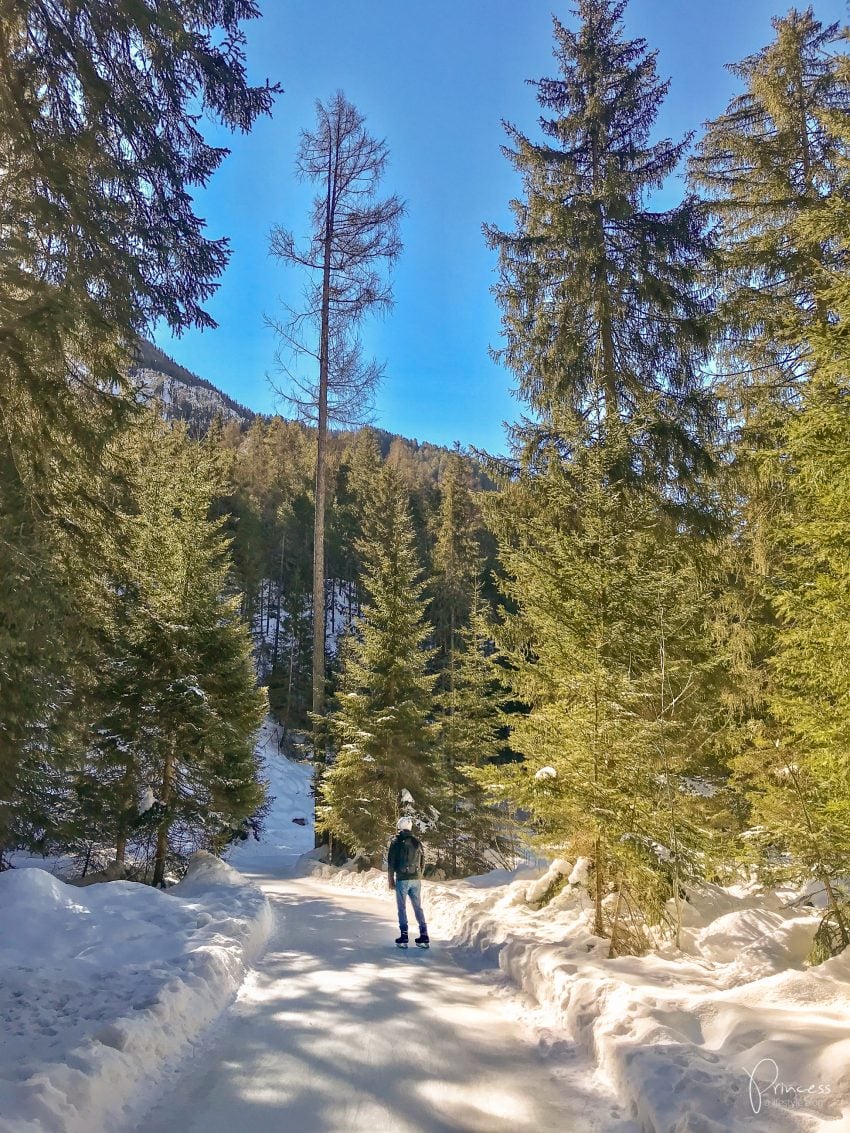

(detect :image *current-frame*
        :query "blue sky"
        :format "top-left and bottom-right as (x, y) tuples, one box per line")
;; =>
(156, 0), (846, 453)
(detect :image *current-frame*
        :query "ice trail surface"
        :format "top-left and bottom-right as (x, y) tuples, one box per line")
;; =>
(136, 873), (610, 1133)
(130, 723), (632, 1132)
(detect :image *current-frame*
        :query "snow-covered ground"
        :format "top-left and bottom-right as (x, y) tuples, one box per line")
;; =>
(2, 716), (849, 1132)
(307, 860), (850, 1131)
(0, 854), (271, 1133)
(0, 719), (307, 1133)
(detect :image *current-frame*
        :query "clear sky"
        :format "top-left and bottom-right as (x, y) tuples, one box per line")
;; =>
(155, 0), (846, 454)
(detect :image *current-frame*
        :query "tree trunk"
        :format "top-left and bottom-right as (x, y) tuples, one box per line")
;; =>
(449, 607), (457, 877)
(152, 750), (175, 887)
(273, 532), (285, 671)
(115, 762), (135, 865)
(788, 763), (850, 947)
(284, 635), (295, 739)
(590, 132), (618, 419)
(312, 177), (333, 720)
(608, 877), (625, 958)
(310, 157), (334, 848)
(594, 834), (605, 937)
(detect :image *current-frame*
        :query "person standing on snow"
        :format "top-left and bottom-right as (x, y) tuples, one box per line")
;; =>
(387, 816), (429, 947)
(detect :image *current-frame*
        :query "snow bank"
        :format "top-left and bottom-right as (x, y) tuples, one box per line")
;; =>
(0, 852), (272, 1133)
(303, 858), (849, 1131)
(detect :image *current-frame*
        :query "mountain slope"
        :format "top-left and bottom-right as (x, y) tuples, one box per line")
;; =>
(132, 339), (255, 426)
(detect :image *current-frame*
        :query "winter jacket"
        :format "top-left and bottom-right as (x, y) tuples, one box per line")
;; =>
(387, 830), (424, 881)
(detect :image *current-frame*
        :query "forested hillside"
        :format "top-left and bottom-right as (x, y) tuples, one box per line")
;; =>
(209, 414), (498, 742)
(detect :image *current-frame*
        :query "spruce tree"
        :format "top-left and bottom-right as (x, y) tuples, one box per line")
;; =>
(0, 1), (275, 848)
(484, 0), (721, 945)
(731, 370), (850, 957)
(692, 15), (850, 948)
(435, 595), (509, 877)
(488, 429), (718, 945)
(733, 77), (850, 952)
(0, 420), (126, 852)
(768, 379), (850, 952)
(0, 0), (276, 522)
(691, 8), (848, 389)
(687, 11), (848, 755)
(81, 419), (267, 883)
(0, 459), (75, 845)
(484, 0), (716, 493)
(326, 427), (384, 615)
(430, 452), (481, 667)
(428, 455), (507, 875)
(319, 468), (438, 859)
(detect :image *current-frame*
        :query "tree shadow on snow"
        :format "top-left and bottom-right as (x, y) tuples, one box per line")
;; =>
(137, 885), (622, 1133)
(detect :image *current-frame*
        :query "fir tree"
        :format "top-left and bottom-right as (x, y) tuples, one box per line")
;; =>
(319, 468), (438, 859)
(487, 429), (718, 946)
(435, 595), (510, 877)
(0, 1), (275, 846)
(82, 419), (267, 883)
(484, 0), (716, 494)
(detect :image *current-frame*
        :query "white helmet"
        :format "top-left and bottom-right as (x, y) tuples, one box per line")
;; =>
(396, 816), (413, 832)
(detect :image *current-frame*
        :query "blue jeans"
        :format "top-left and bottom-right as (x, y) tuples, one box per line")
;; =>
(395, 879), (427, 934)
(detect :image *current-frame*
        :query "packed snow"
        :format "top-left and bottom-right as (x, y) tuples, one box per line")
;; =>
(305, 862), (850, 1131)
(0, 853), (271, 1133)
(2, 715), (848, 1132)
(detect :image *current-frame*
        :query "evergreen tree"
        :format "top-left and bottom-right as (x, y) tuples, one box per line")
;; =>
(0, 421), (126, 852)
(692, 14), (850, 952)
(430, 452), (481, 667)
(731, 75), (850, 953)
(488, 430), (718, 947)
(327, 427), (384, 605)
(769, 380), (850, 951)
(427, 454), (507, 875)
(484, 0), (716, 495)
(0, 0), (275, 845)
(435, 595), (510, 877)
(691, 8), (848, 390)
(0, 461), (75, 844)
(687, 11), (848, 757)
(731, 371), (850, 957)
(82, 419), (267, 883)
(319, 468), (438, 858)
(0, 0), (275, 526)
(483, 0), (722, 946)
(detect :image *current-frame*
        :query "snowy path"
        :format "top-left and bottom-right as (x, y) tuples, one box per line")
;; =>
(135, 874), (615, 1133)
(4, 727), (843, 1132)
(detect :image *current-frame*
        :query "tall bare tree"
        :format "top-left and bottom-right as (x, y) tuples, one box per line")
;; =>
(269, 92), (403, 719)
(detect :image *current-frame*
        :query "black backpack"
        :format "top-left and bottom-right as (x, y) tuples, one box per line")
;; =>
(393, 832), (422, 875)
